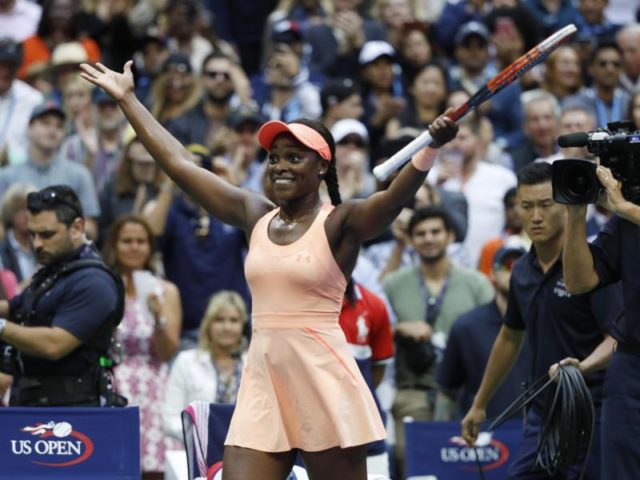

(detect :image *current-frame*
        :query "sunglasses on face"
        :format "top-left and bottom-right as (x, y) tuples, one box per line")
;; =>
(203, 70), (231, 80)
(27, 191), (82, 219)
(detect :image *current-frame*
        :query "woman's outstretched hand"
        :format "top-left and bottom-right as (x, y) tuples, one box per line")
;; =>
(79, 60), (135, 102)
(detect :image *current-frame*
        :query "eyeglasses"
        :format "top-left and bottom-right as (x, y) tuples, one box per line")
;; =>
(597, 59), (621, 68)
(27, 190), (82, 219)
(203, 70), (231, 80)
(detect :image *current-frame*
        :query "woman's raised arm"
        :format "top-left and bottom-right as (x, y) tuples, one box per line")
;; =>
(79, 61), (272, 232)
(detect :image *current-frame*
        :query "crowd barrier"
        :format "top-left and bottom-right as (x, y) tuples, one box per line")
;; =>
(0, 407), (140, 480)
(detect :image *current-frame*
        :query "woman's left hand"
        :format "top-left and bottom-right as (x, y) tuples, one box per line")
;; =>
(429, 109), (459, 149)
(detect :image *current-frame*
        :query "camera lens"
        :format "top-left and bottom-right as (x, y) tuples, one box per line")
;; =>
(552, 158), (600, 204)
(564, 165), (592, 196)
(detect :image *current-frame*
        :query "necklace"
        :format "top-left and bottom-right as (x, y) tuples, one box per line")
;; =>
(274, 215), (298, 230)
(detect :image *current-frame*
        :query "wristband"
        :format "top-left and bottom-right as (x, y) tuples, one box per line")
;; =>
(411, 147), (438, 172)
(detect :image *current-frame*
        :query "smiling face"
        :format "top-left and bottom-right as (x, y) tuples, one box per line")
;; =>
(267, 133), (327, 201)
(410, 216), (453, 263)
(115, 221), (152, 271)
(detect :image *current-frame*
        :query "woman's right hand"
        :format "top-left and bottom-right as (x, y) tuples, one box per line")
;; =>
(79, 60), (135, 102)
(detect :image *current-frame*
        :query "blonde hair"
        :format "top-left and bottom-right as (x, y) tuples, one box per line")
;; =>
(198, 291), (247, 352)
(150, 71), (201, 123)
(1, 183), (37, 229)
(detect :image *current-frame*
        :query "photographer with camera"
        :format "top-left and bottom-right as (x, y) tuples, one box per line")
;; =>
(0, 185), (123, 406)
(562, 127), (640, 477)
(462, 162), (623, 480)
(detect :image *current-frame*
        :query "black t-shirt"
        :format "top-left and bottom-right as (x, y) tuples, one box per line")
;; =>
(590, 215), (640, 346)
(504, 247), (623, 412)
(437, 301), (528, 419)
(9, 244), (121, 377)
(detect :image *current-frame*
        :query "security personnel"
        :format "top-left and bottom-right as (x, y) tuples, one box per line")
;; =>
(564, 164), (640, 479)
(0, 185), (123, 406)
(461, 162), (623, 480)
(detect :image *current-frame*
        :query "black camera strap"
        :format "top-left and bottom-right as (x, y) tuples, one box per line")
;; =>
(416, 268), (450, 326)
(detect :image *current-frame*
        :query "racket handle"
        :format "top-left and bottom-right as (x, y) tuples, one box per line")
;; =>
(373, 130), (434, 181)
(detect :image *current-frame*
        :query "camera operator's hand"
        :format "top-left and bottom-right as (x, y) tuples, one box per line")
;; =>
(596, 166), (628, 214)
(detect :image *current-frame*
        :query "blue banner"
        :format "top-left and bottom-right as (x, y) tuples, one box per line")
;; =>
(0, 407), (140, 480)
(405, 419), (523, 480)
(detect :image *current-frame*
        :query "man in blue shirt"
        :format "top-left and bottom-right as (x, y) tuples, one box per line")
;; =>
(564, 162), (640, 479)
(437, 245), (528, 421)
(461, 162), (622, 480)
(0, 185), (122, 406)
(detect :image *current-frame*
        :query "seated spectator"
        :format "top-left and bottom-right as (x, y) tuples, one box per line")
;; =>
(508, 89), (561, 171)
(562, 41), (629, 128)
(359, 40), (406, 150)
(254, 38), (321, 123)
(49, 41), (90, 98)
(103, 214), (182, 479)
(523, 0), (578, 37)
(61, 73), (95, 135)
(387, 60), (448, 135)
(149, 53), (201, 126)
(0, 38), (43, 166)
(0, 183), (37, 284)
(434, 0), (486, 55)
(449, 20), (524, 150)
(397, 22), (434, 87)
(99, 133), (161, 242)
(371, 0), (415, 50)
(320, 78), (364, 131)
(165, 51), (250, 152)
(574, 0), (620, 44)
(18, 0), (100, 81)
(616, 24), (640, 95)
(329, 119), (375, 200)
(163, 290), (248, 441)
(164, 0), (215, 74)
(436, 245), (528, 420)
(305, 0), (387, 79)
(265, 0), (332, 34)
(540, 44), (583, 103)
(133, 29), (170, 106)
(0, 100), (101, 239)
(61, 88), (127, 194)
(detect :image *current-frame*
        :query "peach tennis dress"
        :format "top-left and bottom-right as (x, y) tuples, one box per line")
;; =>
(225, 203), (386, 452)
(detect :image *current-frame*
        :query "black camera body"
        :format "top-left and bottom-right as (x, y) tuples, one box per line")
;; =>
(552, 121), (640, 205)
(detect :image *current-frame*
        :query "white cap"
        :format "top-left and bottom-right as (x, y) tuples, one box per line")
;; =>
(331, 119), (369, 144)
(51, 42), (88, 66)
(359, 40), (395, 65)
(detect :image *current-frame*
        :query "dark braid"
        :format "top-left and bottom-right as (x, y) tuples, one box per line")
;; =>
(290, 118), (355, 301)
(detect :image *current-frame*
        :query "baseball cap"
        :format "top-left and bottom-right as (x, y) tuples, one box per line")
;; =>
(493, 245), (526, 270)
(51, 42), (88, 67)
(228, 104), (266, 130)
(0, 38), (22, 64)
(271, 19), (303, 44)
(359, 40), (395, 66)
(29, 100), (66, 124)
(455, 21), (490, 46)
(320, 78), (357, 112)
(331, 119), (369, 144)
(258, 121), (331, 161)
(162, 53), (192, 74)
(93, 88), (117, 105)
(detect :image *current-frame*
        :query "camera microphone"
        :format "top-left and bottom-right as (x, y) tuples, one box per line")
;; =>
(557, 132), (608, 148)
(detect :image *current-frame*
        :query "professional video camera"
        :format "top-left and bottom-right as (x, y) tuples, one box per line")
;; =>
(552, 121), (640, 204)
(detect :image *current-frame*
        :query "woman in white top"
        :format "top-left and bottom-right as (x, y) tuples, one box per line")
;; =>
(163, 290), (248, 440)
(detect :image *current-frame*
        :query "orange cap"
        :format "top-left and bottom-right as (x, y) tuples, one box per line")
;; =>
(258, 120), (332, 161)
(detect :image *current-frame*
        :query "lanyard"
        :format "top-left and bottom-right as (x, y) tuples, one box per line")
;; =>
(417, 268), (450, 326)
(213, 358), (242, 404)
(0, 90), (16, 146)
(595, 92), (623, 127)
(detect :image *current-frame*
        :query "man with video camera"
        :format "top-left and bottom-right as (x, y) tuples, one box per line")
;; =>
(0, 185), (123, 407)
(563, 140), (640, 478)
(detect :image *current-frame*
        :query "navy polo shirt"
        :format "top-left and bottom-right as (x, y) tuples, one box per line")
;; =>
(504, 247), (623, 412)
(159, 197), (250, 332)
(589, 215), (640, 347)
(8, 245), (120, 377)
(437, 301), (529, 419)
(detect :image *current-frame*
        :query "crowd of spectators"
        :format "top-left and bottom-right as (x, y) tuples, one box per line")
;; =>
(1, 0), (640, 478)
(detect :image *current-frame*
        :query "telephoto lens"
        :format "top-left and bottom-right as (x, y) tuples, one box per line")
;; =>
(551, 159), (600, 204)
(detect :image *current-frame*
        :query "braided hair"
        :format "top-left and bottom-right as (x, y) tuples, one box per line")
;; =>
(290, 118), (357, 305)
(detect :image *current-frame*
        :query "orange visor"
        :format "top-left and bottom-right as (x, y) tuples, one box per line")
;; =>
(258, 120), (332, 161)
